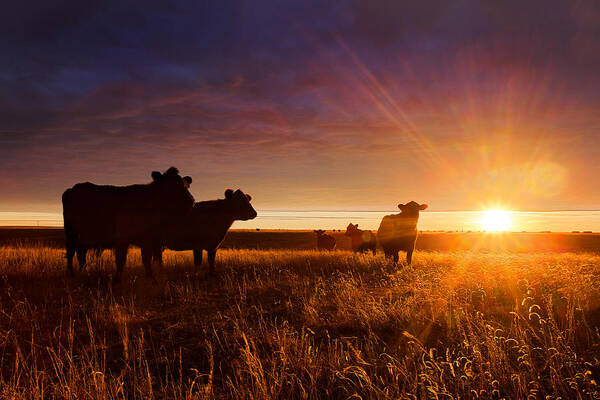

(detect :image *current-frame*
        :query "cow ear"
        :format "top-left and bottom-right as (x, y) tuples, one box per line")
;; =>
(246, 194), (252, 201)
(419, 203), (428, 210)
(183, 176), (192, 187)
(398, 203), (405, 210)
(152, 171), (162, 181)
(165, 167), (179, 175)
(225, 189), (234, 198)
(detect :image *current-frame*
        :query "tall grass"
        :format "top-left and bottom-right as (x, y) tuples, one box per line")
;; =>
(0, 246), (599, 399)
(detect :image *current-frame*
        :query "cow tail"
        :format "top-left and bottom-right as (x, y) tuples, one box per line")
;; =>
(62, 189), (77, 255)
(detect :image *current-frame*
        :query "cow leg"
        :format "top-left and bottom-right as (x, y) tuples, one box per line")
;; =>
(193, 249), (203, 267)
(66, 246), (75, 276)
(152, 247), (163, 268)
(392, 251), (399, 263)
(77, 247), (88, 271)
(207, 250), (216, 273)
(64, 224), (76, 276)
(113, 246), (128, 284)
(406, 249), (414, 265)
(141, 247), (153, 277)
(383, 249), (393, 260)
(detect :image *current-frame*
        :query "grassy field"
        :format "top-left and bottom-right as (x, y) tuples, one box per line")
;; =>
(1, 245), (600, 399)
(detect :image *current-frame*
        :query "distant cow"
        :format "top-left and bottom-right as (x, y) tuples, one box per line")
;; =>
(314, 229), (336, 251)
(345, 223), (376, 255)
(62, 167), (194, 282)
(143, 189), (257, 272)
(377, 201), (428, 264)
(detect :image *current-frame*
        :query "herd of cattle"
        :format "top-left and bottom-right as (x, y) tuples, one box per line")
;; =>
(315, 201), (428, 264)
(62, 167), (426, 282)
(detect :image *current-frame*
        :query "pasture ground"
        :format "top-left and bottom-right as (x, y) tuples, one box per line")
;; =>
(1, 246), (599, 399)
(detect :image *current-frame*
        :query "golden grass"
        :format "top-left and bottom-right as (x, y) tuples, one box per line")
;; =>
(0, 246), (599, 399)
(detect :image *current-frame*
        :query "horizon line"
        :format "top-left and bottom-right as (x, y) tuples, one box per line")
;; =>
(2, 209), (600, 215)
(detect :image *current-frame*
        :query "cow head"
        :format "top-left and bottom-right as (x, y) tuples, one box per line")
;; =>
(314, 229), (326, 236)
(224, 188), (257, 221)
(345, 223), (360, 236)
(150, 167), (195, 217)
(398, 201), (428, 217)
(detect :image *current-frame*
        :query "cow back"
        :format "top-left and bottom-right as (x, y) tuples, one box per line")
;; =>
(63, 180), (191, 246)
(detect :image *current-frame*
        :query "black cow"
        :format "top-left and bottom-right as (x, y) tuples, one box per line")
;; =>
(144, 189), (257, 272)
(314, 230), (336, 251)
(345, 223), (376, 255)
(62, 167), (194, 281)
(377, 201), (428, 264)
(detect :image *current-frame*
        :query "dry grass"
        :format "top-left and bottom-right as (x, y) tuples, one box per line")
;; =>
(0, 246), (599, 399)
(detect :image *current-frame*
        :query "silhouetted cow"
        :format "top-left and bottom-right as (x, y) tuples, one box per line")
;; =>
(144, 189), (257, 272)
(314, 229), (336, 251)
(62, 167), (194, 282)
(345, 223), (376, 255)
(377, 201), (428, 264)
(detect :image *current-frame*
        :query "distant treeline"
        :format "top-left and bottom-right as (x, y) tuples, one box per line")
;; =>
(2, 228), (600, 253)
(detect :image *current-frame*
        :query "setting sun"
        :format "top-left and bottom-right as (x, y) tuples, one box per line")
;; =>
(480, 210), (512, 231)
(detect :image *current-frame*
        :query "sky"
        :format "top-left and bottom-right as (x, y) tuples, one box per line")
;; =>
(1, 0), (599, 213)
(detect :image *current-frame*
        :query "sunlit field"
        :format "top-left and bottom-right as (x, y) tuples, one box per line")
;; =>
(0, 246), (599, 399)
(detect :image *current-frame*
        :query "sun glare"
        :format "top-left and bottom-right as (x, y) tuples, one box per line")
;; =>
(480, 210), (512, 232)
